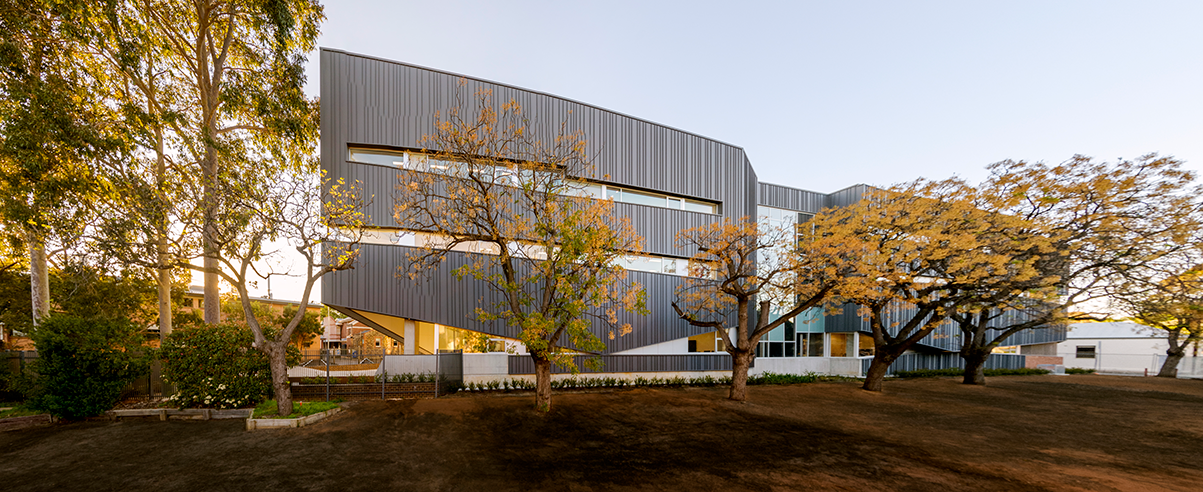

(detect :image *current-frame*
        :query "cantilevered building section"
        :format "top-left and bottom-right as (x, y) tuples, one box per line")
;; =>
(319, 48), (1065, 377)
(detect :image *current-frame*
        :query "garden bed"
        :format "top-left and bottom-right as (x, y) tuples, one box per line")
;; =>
(290, 382), (437, 400)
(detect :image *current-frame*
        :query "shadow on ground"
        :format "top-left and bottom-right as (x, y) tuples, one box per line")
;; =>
(2, 375), (1201, 491)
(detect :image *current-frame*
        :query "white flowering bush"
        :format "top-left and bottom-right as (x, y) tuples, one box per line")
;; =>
(161, 322), (272, 409)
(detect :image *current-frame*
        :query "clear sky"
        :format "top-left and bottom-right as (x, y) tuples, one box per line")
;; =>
(304, 0), (1203, 193)
(270, 0), (1203, 302)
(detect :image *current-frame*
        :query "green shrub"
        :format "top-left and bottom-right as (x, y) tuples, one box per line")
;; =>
(161, 322), (271, 409)
(747, 372), (820, 385)
(1065, 367), (1096, 374)
(27, 315), (152, 419)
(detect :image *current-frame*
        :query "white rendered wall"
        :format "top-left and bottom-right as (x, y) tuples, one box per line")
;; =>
(1056, 337), (1169, 374)
(610, 335), (690, 355)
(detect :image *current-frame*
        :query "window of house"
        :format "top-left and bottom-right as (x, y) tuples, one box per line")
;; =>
(1075, 346), (1096, 359)
(798, 332), (824, 357)
(858, 333), (875, 357)
(687, 331), (724, 353)
(829, 333), (853, 357)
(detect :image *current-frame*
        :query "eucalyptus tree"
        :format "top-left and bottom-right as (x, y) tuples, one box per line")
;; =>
(0, 0), (124, 325)
(85, 0), (325, 324)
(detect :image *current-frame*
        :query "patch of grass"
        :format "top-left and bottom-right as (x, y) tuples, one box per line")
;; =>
(252, 400), (340, 419)
(1065, 367), (1096, 375)
(894, 367), (1052, 378)
(0, 404), (43, 418)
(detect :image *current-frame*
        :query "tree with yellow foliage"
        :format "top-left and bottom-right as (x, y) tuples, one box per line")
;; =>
(1112, 257), (1203, 377)
(672, 216), (860, 401)
(395, 86), (646, 412)
(810, 179), (1053, 392)
(952, 155), (1202, 384)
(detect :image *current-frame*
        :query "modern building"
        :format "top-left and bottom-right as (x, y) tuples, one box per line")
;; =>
(319, 48), (1065, 379)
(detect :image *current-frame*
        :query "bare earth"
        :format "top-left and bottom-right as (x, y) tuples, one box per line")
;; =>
(2, 374), (1201, 491)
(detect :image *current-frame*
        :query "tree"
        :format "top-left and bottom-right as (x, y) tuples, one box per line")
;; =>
(0, 0), (122, 327)
(1113, 260), (1203, 377)
(671, 216), (858, 401)
(80, 0), (199, 340)
(181, 168), (366, 416)
(221, 298), (322, 348)
(952, 155), (1202, 384)
(395, 87), (647, 412)
(810, 179), (1050, 392)
(81, 0), (325, 325)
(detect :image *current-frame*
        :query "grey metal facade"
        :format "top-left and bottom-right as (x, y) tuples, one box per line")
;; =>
(508, 354), (731, 375)
(860, 353), (1027, 376)
(320, 48), (753, 352)
(320, 48), (1066, 362)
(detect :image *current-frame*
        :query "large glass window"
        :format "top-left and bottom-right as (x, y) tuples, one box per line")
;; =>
(798, 332), (824, 357)
(351, 146), (720, 215)
(858, 333), (875, 357)
(829, 333), (853, 358)
(349, 148), (408, 167)
(687, 331), (725, 353)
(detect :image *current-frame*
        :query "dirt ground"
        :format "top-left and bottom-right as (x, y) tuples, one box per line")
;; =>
(2, 374), (1202, 491)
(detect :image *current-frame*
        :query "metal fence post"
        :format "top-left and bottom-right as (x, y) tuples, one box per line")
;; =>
(325, 348), (330, 403)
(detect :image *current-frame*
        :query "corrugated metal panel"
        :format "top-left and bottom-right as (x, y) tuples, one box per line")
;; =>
(321, 49), (755, 221)
(508, 354), (732, 374)
(824, 185), (871, 208)
(757, 182), (828, 213)
(824, 302), (1067, 351)
(860, 353), (1027, 375)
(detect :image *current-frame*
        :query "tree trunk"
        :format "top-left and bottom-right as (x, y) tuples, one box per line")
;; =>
(862, 352), (895, 392)
(157, 241), (172, 339)
(961, 349), (989, 385)
(201, 135), (220, 324)
(534, 356), (552, 413)
(268, 343), (292, 416)
(155, 123), (172, 339)
(1157, 349), (1184, 378)
(957, 351), (986, 384)
(28, 231), (50, 326)
(729, 350), (752, 402)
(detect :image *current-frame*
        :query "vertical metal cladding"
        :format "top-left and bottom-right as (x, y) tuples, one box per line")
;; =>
(320, 49), (750, 353)
(756, 182), (829, 214)
(860, 353), (1027, 375)
(825, 301), (1065, 352)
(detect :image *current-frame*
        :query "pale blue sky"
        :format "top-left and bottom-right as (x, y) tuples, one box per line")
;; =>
(304, 0), (1203, 193)
(268, 1), (1202, 301)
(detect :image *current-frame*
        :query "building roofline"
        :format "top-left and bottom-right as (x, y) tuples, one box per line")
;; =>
(321, 47), (747, 152)
(760, 181), (873, 197)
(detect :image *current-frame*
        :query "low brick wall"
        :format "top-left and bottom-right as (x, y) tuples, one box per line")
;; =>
(290, 382), (437, 401)
(1025, 355), (1064, 369)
